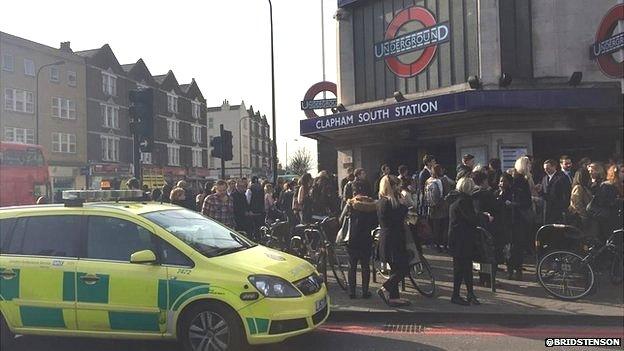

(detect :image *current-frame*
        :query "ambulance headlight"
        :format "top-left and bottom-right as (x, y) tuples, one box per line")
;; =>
(248, 275), (302, 298)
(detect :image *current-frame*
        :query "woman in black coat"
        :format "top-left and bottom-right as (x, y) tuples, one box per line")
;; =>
(507, 169), (532, 281)
(376, 175), (410, 307)
(448, 177), (492, 306)
(340, 180), (378, 299)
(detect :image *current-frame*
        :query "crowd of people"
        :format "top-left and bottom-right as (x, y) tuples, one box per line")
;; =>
(144, 153), (623, 308)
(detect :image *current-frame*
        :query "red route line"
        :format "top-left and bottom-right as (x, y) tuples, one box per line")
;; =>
(318, 325), (624, 338)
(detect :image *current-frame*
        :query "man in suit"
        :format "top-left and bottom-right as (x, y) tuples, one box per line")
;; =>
(539, 159), (572, 224)
(560, 155), (574, 185)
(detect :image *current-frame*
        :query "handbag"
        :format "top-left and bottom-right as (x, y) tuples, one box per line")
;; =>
(335, 215), (351, 245)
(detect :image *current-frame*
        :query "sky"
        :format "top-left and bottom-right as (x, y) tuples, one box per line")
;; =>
(1, 0), (338, 173)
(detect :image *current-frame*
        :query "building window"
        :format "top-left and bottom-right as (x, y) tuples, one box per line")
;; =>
(167, 119), (180, 140)
(167, 144), (180, 166)
(102, 71), (117, 96)
(167, 93), (178, 113)
(4, 88), (34, 113)
(2, 54), (14, 72)
(208, 117), (214, 129)
(67, 71), (77, 87)
(23, 59), (35, 77)
(100, 104), (119, 129)
(192, 101), (201, 119)
(50, 67), (60, 83)
(4, 127), (34, 144)
(52, 132), (76, 153)
(192, 148), (203, 167)
(192, 124), (202, 143)
(52, 97), (76, 120)
(140, 152), (152, 164)
(101, 135), (119, 161)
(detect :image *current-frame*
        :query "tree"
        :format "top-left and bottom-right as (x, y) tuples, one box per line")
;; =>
(287, 148), (312, 176)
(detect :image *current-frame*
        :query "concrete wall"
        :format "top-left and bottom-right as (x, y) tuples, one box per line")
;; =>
(532, 0), (622, 84)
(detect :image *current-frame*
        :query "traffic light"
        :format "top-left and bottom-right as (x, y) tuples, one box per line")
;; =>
(129, 88), (154, 152)
(210, 136), (223, 159)
(222, 130), (233, 161)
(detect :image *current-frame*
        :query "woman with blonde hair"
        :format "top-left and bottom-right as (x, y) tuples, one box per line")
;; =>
(505, 156), (533, 281)
(376, 175), (410, 307)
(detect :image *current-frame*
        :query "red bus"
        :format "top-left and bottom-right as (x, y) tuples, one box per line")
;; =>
(0, 142), (50, 207)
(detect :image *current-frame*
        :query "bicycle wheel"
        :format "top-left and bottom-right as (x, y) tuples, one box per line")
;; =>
(611, 253), (623, 285)
(537, 250), (595, 301)
(327, 245), (349, 290)
(408, 255), (436, 297)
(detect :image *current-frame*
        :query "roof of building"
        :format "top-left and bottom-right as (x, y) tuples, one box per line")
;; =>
(74, 48), (100, 58)
(121, 63), (136, 72)
(153, 74), (168, 84)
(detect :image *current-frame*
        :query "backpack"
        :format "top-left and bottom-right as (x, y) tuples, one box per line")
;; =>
(425, 180), (442, 208)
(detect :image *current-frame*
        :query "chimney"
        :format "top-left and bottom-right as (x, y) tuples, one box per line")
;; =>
(60, 41), (73, 53)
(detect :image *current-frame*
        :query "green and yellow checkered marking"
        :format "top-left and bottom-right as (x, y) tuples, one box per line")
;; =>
(246, 318), (270, 335)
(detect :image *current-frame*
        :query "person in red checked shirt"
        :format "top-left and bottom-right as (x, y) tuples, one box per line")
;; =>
(202, 179), (235, 228)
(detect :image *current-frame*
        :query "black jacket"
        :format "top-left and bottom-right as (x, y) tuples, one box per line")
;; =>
(540, 170), (571, 224)
(341, 196), (378, 252)
(472, 186), (498, 228)
(231, 190), (248, 227)
(248, 183), (264, 214)
(377, 197), (408, 265)
(448, 193), (485, 259)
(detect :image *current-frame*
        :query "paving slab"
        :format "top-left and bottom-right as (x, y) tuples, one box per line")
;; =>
(325, 248), (624, 325)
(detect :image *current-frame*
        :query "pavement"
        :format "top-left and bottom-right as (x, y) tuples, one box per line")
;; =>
(325, 248), (624, 325)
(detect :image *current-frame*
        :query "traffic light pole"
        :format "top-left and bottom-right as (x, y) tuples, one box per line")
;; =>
(220, 124), (226, 180)
(132, 131), (141, 186)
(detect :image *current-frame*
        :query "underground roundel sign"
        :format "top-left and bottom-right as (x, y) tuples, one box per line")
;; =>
(590, 4), (624, 79)
(374, 6), (450, 78)
(301, 81), (337, 119)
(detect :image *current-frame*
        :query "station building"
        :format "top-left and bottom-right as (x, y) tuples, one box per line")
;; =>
(302, 0), (623, 181)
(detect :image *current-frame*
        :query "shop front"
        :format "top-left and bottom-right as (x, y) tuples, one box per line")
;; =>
(49, 164), (86, 196)
(89, 163), (133, 190)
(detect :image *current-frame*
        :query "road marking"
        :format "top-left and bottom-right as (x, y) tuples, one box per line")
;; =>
(318, 324), (623, 338)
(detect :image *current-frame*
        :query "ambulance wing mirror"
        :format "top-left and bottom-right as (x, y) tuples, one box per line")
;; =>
(130, 250), (157, 264)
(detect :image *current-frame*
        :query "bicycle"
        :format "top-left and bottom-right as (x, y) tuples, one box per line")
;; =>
(537, 228), (623, 301)
(258, 220), (290, 250)
(372, 227), (436, 297)
(289, 216), (349, 291)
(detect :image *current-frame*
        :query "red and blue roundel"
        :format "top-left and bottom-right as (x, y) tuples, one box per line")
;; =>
(590, 4), (624, 79)
(374, 7), (450, 78)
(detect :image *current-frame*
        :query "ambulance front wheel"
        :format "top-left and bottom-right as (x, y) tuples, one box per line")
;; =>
(179, 301), (247, 351)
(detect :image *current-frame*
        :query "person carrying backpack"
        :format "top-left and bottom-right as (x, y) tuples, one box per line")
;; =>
(425, 164), (447, 252)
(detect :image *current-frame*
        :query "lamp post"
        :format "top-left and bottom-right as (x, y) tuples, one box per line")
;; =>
(238, 115), (251, 178)
(268, 0), (278, 183)
(35, 60), (65, 145)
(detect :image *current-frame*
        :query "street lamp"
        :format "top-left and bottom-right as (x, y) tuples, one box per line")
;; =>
(238, 115), (251, 178)
(35, 60), (65, 144)
(268, 0), (278, 183)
